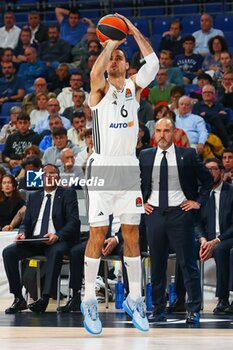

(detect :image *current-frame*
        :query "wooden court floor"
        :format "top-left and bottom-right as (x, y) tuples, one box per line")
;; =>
(0, 298), (233, 350)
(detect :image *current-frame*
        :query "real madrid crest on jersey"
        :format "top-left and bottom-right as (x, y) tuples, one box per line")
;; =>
(125, 88), (132, 100)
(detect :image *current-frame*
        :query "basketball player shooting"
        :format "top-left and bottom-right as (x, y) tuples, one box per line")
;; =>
(81, 14), (159, 334)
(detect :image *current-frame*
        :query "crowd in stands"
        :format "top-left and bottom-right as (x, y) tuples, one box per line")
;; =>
(0, 6), (233, 315)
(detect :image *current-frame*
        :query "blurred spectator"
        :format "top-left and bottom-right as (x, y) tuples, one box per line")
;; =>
(173, 35), (203, 84)
(157, 50), (183, 86)
(136, 123), (151, 158)
(0, 167), (6, 186)
(0, 174), (25, 231)
(15, 145), (42, 181)
(0, 106), (21, 143)
(82, 104), (92, 129)
(60, 148), (84, 187)
(63, 89), (85, 121)
(146, 104), (170, 137)
(57, 73), (88, 113)
(81, 52), (99, 92)
(190, 72), (213, 102)
(39, 25), (71, 69)
(218, 71), (233, 109)
(17, 47), (47, 93)
(148, 68), (176, 107)
(193, 84), (230, 147)
(34, 98), (71, 134)
(202, 35), (228, 73)
(13, 28), (35, 64)
(67, 111), (86, 149)
(176, 95), (208, 155)
(0, 61), (25, 106)
(159, 19), (184, 57)
(75, 128), (93, 169)
(168, 86), (184, 115)
(0, 48), (14, 77)
(193, 14), (224, 56)
(27, 11), (48, 45)
(17, 155), (42, 190)
(214, 52), (233, 85)
(131, 37), (152, 70)
(0, 12), (21, 50)
(48, 63), (70, 95)
(55, 7), (95, 46)
(38, 115), (64, 152)
(22, 77), (56, 115)
(222, 148), (233, 183)
(42, 126), (80, 167)
(70, 28), (99, 68)
(29, 92), (49, 129)
(2, 112), (40, 169)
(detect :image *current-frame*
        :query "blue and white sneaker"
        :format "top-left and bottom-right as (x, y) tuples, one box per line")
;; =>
(123, 295), (149, 332)
(81, 299), (102, 335)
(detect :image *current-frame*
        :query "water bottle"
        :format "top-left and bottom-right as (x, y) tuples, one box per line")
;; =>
(115, 274), (124, 309)
(169, 275), (177, 306)
(146, 276), (152, 311)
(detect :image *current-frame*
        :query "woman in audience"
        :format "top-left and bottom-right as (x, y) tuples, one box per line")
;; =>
(146, 104), (170, 137)
(0, 175), (25, 231)
(168, 86), (184, 115)
(29, 92), (49, 129)
(0, 106), (21, 143)
(202, 35), (228, 73)
(16, 145), (42, 181)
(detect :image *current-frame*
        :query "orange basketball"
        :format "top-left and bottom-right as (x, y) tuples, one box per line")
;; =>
(96, 14), (128, 42)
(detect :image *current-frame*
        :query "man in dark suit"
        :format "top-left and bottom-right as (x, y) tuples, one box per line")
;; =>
(3, 164), (80, 314)
(139, 117), (213, 324)
(197, 157), (233, 314)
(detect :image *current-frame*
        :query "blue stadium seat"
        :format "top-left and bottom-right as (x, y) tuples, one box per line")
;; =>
(113, 8), (133, 17)
(225, 108), (233, 122)
(119, 44), (133, 61)
(152, 18), (173, 35)
(173, 5), (199, 16)
(122, 36), (138, 53)
(215, 14), (233, 32)
(184, 84), (199, 95)
(1, 102), (22, 118)
(182, 16), (200, 34)
(150, 34), (161, 52)
(140, 7), (165, 18)
(222, 31), (233, 46)
(130, 18), (149, 37)
(204, 3), (223, 14)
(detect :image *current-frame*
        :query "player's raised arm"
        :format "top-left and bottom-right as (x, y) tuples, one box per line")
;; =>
(116, 13), (159, 91)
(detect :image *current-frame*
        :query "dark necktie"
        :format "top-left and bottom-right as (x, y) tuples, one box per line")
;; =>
(209, 190), (216, 238)
(39, 194), (51, 237)
(159, 151), (168, 212)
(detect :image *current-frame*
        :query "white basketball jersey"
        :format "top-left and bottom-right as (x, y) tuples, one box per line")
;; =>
(89, 78), (139, 157)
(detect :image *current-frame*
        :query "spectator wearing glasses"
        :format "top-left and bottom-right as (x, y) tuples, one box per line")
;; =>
(193, 84), (230, 147)
(57, 73), (88, 113)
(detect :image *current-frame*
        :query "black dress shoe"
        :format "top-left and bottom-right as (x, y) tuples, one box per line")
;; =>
(225, 302), (233, 314)
(5, 298), (28, 314)
(213, 299), (229, 314)
(57, 295), (81, 313)
(186, 311), (200, 324)
(166, 298), (186, 314)
(28, 298), (48, 313)
(148, 307), (167, 322)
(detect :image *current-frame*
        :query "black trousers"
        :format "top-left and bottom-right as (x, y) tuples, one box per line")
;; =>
(230, 247), (233, 292)
(212, 237), (233, 299)
(3, 241), (71, 298)
(145, 206), (201, 313)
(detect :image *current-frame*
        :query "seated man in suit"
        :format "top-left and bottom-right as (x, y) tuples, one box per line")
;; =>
(197, 157), (233, 314)
(3, 163), (80, 314)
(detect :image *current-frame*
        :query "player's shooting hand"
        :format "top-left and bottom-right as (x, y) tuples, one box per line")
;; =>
(115, 13), (136, 35)
(100, 38), (126, 49)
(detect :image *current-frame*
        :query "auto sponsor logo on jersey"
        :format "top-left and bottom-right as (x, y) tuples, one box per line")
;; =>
(109, 121), (134, 128)
(136, 197), (143, 207)
(125, 88), (132, 99)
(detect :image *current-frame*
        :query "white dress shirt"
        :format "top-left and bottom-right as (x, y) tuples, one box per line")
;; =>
(33, 189), (57, 236)
(0, 25), (21, 49)
(212, 182), (223, 237)
(148, 143), (186, 206)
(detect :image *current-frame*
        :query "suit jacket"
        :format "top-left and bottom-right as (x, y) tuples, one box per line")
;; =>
(139, 145), (213, 206)
(22, 187), (80, 243)
(196, 182), (233, 241)
(34, 24), (48, 44)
